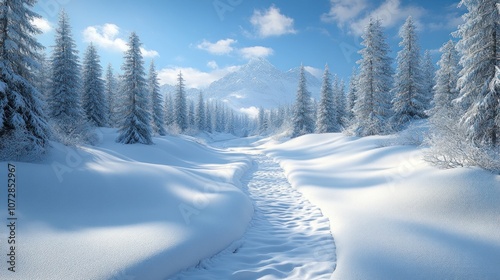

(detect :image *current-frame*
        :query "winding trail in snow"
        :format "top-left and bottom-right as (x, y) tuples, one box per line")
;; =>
(169, 150), (336, 279)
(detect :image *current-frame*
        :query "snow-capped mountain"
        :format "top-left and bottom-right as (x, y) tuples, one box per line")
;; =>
(206, 58), (321, 111)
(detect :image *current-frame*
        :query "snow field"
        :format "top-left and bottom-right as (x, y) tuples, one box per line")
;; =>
(266, 133), (500, 279)
(0, 128), (253, 280)
(170, 154), (336, 279)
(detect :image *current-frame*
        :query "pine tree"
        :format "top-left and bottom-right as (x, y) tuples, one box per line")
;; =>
(354, 18), (393, 136)
(174, 71), (188, 132)
(48, 10), (88, 140)
(205, 101), (213, 133)
(292, 65), (314, 138)
(258, 107), (268, 134)
(105, 64), (119, 127)
(148, 60), (166, 136)
(164, 93), (174, 127)
(316, 64), (338, 133)
(391, 16), (427, 129)
(429, 40), (460, 119)
(346, 67), (358, 123)
(196, 91), (206, 131)
(82, 43), (107, 127)
(116, 32), (153, 145)
(0, 0), (51, 160)
(188, 100), (195, 129)
(422, 50), (436, 111)
(334, 77), (347, 128)
(454, 0), (500, 147)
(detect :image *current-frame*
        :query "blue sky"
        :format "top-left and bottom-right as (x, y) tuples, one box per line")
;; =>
(32, 0), (464, 88)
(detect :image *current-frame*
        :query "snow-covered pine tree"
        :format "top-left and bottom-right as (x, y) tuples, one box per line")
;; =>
(188, 100), (195, 129)
(164, 93), (174, 128)
(291, 65), (315, 138)
(258, 107), (268, 134)
(391, 16), (427, 129)
(454, 0), (500, 147)
(346, 67), (358, 123)
(35, 51), (51, 103)
(425, 40), (465, 167)
(429, 41), (461, 120)
(82, 43), (107, 127)
(316, 64), (338, 133)
(174, 71), (188, 132)
(0, 0), (51, 160)
(353, 18), (393, 136)
(148, 60), (166, 136)
(335, 78), (347, 128)
(48, 10), (92, 143)
(105, 64), (119, 127)
(422, 50), (436, 112)
(195, 91), (206, 131)
(205, 101), (213, 133)
(116, 32), (153, 145)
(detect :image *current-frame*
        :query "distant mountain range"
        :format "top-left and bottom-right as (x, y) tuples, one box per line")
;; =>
(161, 58), (321, 113)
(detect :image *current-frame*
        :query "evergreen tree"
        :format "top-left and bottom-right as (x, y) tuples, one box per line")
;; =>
(35, 51), (51, 103)
(391, 16), (427, 129)
(148, 60), (166, 136)
(0, 0), (51, 160)
(188, 100), (195, 129)
(346, 67), (358, 123)
(174, 71), (188, 132)
(258, 107), (268, 134)
(316, 64), (338, 133)
(334, 78), (347, 128)
(116, 32), (153, 145)
(455, 0), (500, 147)
(292, 65), (314, 138)
(354, 18), (393, 136)
(48, 10), (87, 139)
(164, 93), (174, 127)
(205, 101), (213, 133)
(105, 64), (119, 127)
(429, 41), (461, 119)
(195, 91), (206, 131)
(82, 43), (107, 127)
(422, 50), (436, 111)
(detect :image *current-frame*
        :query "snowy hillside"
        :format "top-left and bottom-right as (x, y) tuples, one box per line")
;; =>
(265, 131), (500, 279)
(0, 129), (253, 280)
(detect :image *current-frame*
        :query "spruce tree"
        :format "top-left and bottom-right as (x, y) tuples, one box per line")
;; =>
(455, 0), (500, 147)
(316, 64), (338, 133)
(334, 78), (347, 128)
(346, 67), (358, 123)
(174, 71), (188, 132)
(354, 18), (393, 136)
(0, 0), (51, 160)
(164, 93), (174, 127)
(196, 91), (206, 131)
(292, 65), (314, 138)
(429, 41), (460, 120)
(391, 16), (427, 129)
(116, 32), (153, 145)
(148, 61), (166, 136)
(205, 101), (213, 133)
(48, 10), (87, 140)
(105, 64), (119, 127)
(422, 50), (436, 111)
(82, 43), (107, 127)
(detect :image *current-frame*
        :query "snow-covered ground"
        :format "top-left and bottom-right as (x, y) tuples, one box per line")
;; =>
(265, 132), (500, 279)
(0, 128), (253, 280)
(1, 126), (499, 279)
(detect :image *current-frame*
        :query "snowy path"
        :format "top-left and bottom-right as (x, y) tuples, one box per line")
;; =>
(169, 153), (336, 279)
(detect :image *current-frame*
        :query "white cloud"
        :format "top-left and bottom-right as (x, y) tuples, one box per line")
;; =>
(197, 38), (237, 55)
(31, 17), (52, 33)
(323, 0), (425, 36)
(427, 14), (463, 31)
(351, 0), (425, 35)
(240, 46), (274, 60)
(207, 60), (219, 69)
(321, 0), (367, 26)
(250, 5), (297, 37)
(83, 23), (159, 57)
(158, 65), (241, 89)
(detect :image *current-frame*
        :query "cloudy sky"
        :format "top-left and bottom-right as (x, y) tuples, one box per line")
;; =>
(33, 0), (464, 88)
